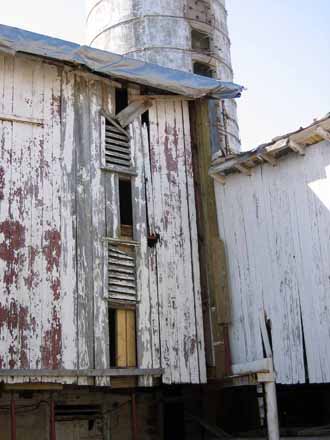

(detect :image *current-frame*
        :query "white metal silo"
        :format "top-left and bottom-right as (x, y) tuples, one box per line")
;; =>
(86, 0), (241, 153)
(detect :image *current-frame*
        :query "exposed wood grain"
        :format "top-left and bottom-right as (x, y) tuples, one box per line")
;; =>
(116, 309), (127, 367)
(175, 99), (199, 383)
(182, 100), (207, 383)
(316, 126), (330, 142)
(189, 100), (229, 379)
(60, 69), (77, 369)
(116, 99), (152, 127)
(126, 309), (137, 367)
(75, 75), (94, 371)
(89, 79), (110, 386)
(141, 122), (161, 371)
(130, 119), (154, 386)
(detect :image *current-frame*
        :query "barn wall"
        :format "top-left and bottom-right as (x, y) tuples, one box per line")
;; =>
(0, 54), (206, 385)
(0, 53), (112, 380)
(215, 140), (330, 384)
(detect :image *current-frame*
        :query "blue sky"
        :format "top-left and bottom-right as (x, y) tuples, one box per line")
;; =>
(1, 0), (329, 149)
(228, 0), (330, 148)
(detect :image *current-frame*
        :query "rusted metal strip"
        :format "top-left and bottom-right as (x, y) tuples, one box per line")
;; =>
(10, 395), (16, 440)
(49, 398), (56, 440)
(131, 391), (138, 440)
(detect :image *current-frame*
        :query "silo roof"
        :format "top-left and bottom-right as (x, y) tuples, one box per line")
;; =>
(0, 23), (243, 100)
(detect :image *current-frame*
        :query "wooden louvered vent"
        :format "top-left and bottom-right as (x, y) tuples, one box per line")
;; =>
(108, 244), (137, 301)
(104, 117), (131, 168)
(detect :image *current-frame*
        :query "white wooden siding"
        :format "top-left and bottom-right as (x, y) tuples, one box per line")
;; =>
(215, 140), (330, 384)
(0, 54), (206, 385)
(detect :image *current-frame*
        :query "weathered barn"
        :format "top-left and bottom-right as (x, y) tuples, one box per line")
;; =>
(0, 23), (242, 439)
(210, 114), (330, 436)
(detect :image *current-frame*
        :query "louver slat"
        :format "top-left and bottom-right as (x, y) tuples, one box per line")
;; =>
(108, 244), (137, 300)
(105, 131), (129, 142)
(105, 118), (131, 168)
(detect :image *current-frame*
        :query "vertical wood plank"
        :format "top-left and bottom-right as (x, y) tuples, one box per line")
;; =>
(127, 309), (137, 367)
(11, 56), (33, 369)
(0, 54), (14, 369)
(75, 75), (94, 372)
(141, 121), (161, 370)
(90, 79), (110, 386)
(181, 100), (207, 383)
(60, 69), (78, 369)
(131, 119), (153, 384)
(40, 62), (63, 370)
(103, 85), (118, 374)
(116, 309), (127, 367)
(28, 58), (45, 370)
(152, 100), (176, 384)
(172, 99), (196, 383)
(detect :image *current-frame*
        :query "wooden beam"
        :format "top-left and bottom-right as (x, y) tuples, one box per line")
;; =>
(0, 113), (44, 126)
(264, 381), (280, 440)
(111, 377), (137, 389)
(235, 164), (252, 176)
(210, 173), (226, 185)
(232, 358), (273, 376)
(116, 99), (153, 127)
(259, 312), (272, 358)
(4, 384), (63, 391)
(0, 368), (163, 377)
(288, 139), (305, 155)
(260, 152), (277, 167)
(131, 95), (192, 101)
(257, 372), (275, 383)
(316, 126), (330, 142)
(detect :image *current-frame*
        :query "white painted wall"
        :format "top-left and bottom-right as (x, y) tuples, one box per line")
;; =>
(215, 141), (330, 384)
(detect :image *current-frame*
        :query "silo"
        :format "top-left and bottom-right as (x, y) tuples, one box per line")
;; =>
(86, 0), (241, 153)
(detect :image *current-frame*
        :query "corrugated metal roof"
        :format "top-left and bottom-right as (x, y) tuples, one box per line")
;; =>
(0, 23), (243, 100)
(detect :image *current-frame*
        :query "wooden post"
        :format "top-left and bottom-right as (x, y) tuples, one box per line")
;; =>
(10, 395), (16, 440)
(131, 391), (138, 440)
(49, 397), (56, 440)
(265, 381), (280, 440)
(189, 99), (232, 379)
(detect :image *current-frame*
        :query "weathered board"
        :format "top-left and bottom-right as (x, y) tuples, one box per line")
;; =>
(215, 140), (330, 384)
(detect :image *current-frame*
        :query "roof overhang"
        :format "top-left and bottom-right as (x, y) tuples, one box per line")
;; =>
(209, 113), (330, 184)
(0, 23), (243, 100)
